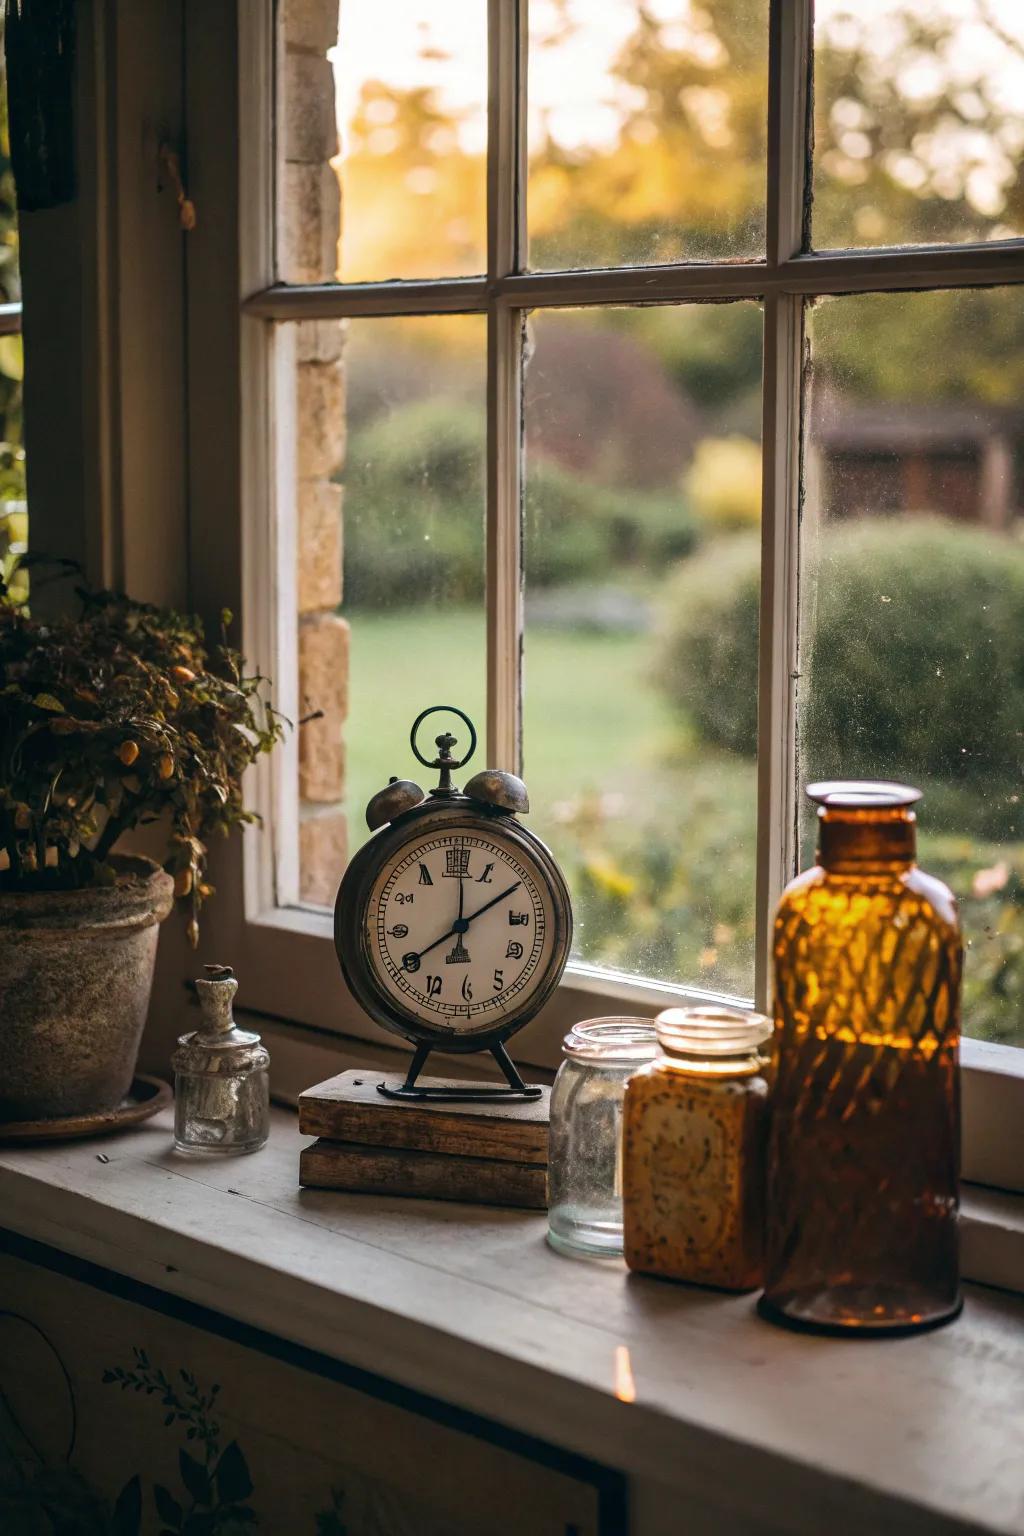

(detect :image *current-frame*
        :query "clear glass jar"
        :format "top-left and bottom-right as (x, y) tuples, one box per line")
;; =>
(547, 1018), (657, 1259)
(172, 966), (270, 1155)
(623, 1005), (772, 1290)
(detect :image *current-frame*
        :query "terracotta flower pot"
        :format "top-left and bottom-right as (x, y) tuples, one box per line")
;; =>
(0, 854), (175, 1121)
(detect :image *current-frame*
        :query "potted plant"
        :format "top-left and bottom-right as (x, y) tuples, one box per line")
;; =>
(0, 575), (282, 1121)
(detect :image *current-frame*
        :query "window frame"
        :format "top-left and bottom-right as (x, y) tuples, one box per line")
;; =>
(212, 0), (1024, 1193)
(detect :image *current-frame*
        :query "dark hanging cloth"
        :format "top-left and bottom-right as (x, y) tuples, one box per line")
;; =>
(4, 0), (76, 212)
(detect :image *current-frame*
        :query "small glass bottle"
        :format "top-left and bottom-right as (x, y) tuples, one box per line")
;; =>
(547, 1018), (658, 1259)
(172, 965), (270, 1154)
(622, 1005), (772, 1290)
(763, 781), (962, 1334)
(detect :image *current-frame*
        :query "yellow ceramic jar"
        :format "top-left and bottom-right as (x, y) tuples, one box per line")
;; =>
(622, 1005), (772, 1290)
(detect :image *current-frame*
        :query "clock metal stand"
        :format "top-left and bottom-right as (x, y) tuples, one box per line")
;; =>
(333, 706), (574, 1105)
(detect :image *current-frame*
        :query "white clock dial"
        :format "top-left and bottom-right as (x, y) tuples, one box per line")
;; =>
(365, 828), (555, 1033)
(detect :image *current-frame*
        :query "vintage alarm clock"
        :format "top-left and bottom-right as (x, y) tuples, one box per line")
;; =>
(334, 706), (573, 1101)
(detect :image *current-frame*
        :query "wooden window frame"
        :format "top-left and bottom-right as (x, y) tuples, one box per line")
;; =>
(188, 0), (1024, 1195)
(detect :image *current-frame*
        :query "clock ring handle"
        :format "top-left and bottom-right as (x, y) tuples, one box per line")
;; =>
(410, 705), (478, 791)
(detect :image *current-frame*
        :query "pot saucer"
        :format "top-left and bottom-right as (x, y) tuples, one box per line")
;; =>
(0, 1074), (172, 1143)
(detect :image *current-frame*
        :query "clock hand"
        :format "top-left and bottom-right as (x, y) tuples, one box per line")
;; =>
(401, 881), (523, 969)
(463, 881), (522, 927)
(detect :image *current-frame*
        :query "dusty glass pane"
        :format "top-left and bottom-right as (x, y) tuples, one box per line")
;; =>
(523, 303), (763, 994)
(814, 2), (1024, 249)
(278, 3), (486, 283)
(292, 316), (485, 906)
(527, 0), (768, 270)
(802, 288), (1024, 1047)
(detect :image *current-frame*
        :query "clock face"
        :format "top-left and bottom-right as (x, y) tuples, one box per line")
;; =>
(363, 825), (559, 1035)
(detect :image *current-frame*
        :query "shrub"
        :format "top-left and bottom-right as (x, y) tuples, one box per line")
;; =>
(685, 435), (762, 532)
(657, 532), (761, 755)
(525, 460), (699, 587)
(342, 397), (485, 609)
(342, 397), (700, 609)
(658, 517), (1024, 816)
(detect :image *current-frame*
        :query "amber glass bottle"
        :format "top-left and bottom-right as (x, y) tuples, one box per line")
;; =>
(762, 781), (962, 1334)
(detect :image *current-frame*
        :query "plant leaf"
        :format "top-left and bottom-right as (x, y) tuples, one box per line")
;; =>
(112, 1474), (143, 1536)
(178, 1447), (211, 1506)
(215, 1440), (254, 1503)
(33, 691), (64, 711)
(155, 1483), (184, 1528)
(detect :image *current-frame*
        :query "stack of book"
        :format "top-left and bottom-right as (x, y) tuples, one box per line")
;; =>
(298, 1069), (551, 1210)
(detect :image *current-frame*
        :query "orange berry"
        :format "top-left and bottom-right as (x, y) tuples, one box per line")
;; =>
(174, 868), (193, 897)
(171, 665), (196, 684)
(117, 740), (140, 766)
(158, 753), (175, 780)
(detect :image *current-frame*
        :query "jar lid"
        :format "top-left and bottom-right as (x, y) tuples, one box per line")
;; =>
(655, 1004), (772, 1058)
(561, 1017), (658, 1065)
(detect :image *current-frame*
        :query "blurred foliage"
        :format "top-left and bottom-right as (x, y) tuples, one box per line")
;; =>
(528, 0), (768, 266)
(811, 285), (1024, 409)
(813, 3), (1024, 248)
(547, 761), (757, 998)
(656, 532), (762, 755)
(657, 518), (1024, 1040)
(0, 580), (283, 942)
(342, 397), (699, 608)
(341, 3), (1024, 402)
(659, 518), (1024, 803)
(552, 772), (1024, 1044)
(686, 435), (762, 531)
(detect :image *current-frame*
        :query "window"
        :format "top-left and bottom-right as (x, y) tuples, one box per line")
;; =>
(230, 0), (1024, 1188)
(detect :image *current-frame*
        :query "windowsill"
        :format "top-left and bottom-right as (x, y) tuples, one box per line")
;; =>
(2, 1105), (1023, 1535)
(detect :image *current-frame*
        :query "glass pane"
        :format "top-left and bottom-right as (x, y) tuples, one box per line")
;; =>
(523, 303), (763, 994)
(278, 2), (486, 283)
(527, 0), (769, 270)
(292, 315), (486, 906)
(802, 288), (1024, 1047)
(814, 2), (1024, 249)
(0, 41), (24, 604)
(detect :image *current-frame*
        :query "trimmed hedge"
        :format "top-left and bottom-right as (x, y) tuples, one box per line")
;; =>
(658, 517), (1024, 816)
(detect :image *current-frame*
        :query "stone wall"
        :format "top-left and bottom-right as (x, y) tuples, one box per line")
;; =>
(280, 0), (348, 905)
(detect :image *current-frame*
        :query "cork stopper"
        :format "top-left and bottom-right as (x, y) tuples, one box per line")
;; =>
(195, 964), (238, 1035)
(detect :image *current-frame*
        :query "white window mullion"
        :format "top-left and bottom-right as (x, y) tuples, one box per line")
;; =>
(485, 0), (527, 773)
(754, 0), (813, 1010)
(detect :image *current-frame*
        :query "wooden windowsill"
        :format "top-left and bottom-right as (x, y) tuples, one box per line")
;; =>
(1, 1106), (1022, 1536)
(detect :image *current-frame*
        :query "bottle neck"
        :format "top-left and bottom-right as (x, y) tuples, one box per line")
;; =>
(817, 806), (917, 874)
